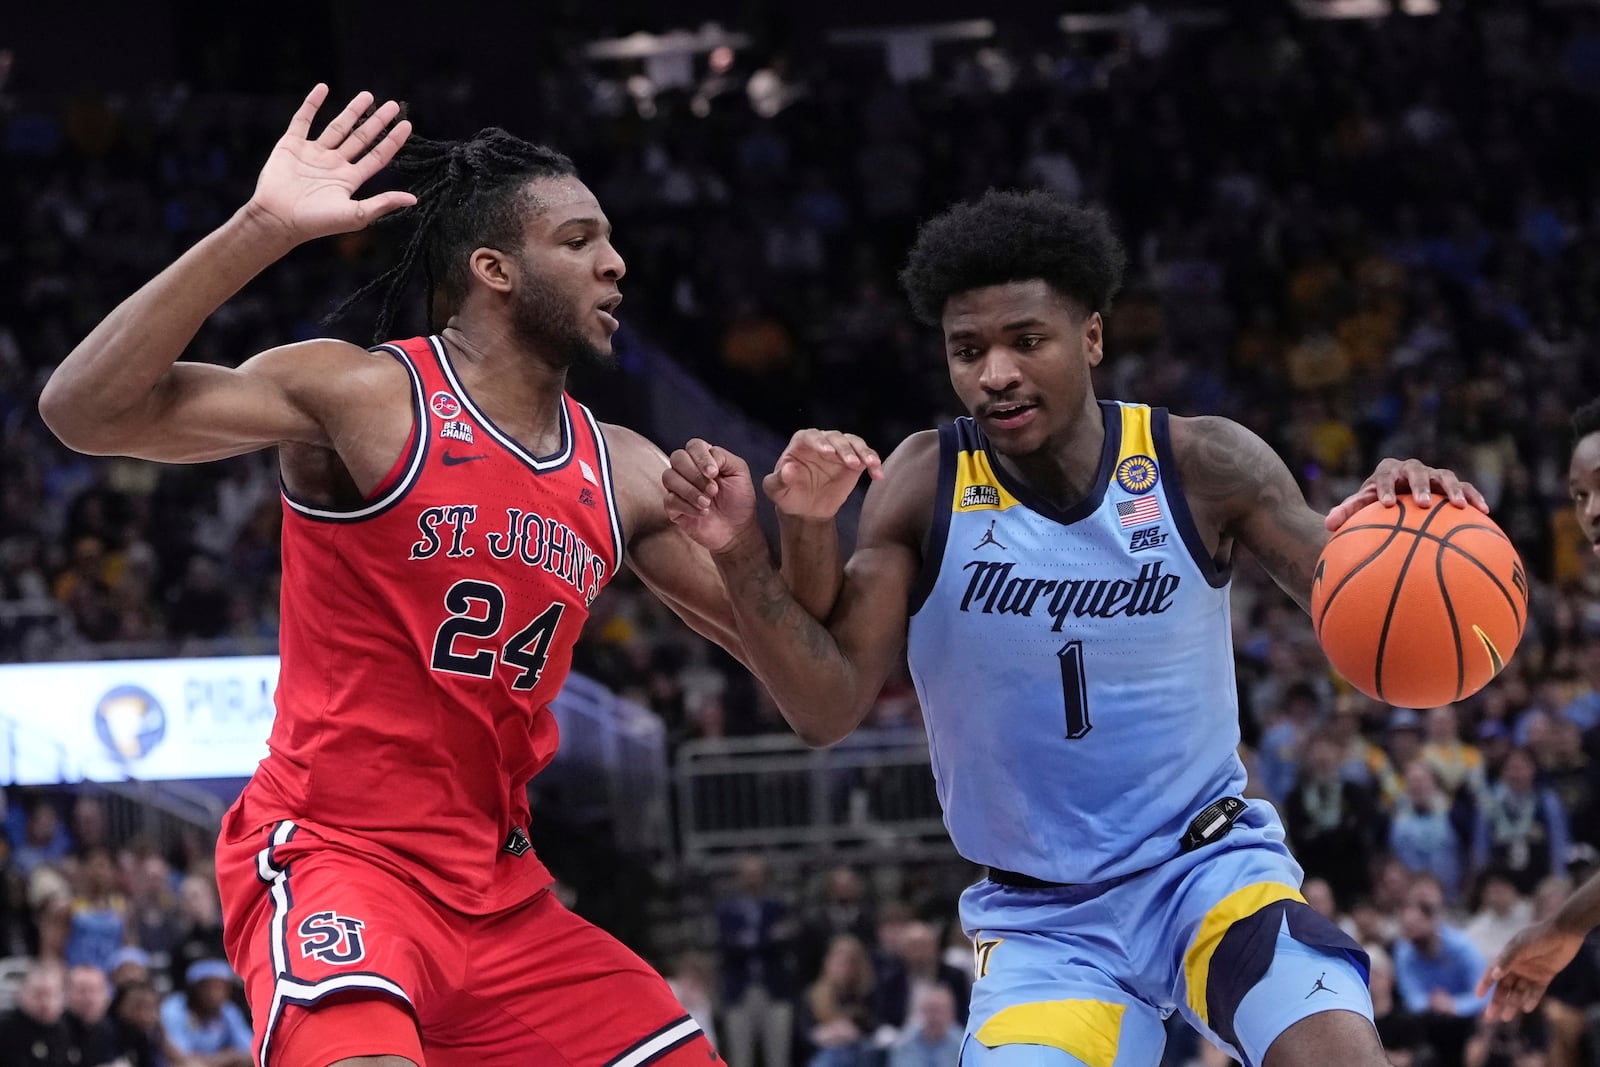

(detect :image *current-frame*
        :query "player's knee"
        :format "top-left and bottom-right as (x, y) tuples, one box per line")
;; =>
(1261, 1010), (1387, 1067)
(961, 1036), (1099, 1066)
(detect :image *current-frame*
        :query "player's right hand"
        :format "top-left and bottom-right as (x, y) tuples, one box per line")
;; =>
(247, 84), (417, 245)
(1476, 918), (1585, 1021)
(763, 429), (883, 520)
(663, 439), (759, 554)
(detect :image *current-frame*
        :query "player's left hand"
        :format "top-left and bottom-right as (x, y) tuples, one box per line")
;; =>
(763, 429), (884, 521)
(663, 439), (759, 554)
(1324, 458), (1490, 531)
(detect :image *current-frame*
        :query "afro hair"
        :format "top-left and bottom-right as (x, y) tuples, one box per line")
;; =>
(898, 189), (1127, 326)
(1575, 396), (1600, 447)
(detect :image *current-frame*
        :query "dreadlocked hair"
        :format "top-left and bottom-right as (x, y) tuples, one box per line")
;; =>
(1574, 396), (1600, 446)
(326, 128), (578, 343)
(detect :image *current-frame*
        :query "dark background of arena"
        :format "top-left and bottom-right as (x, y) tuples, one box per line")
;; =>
(2, 2), (1600, 1066)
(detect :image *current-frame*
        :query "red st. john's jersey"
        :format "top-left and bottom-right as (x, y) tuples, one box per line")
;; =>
(234, 335), (623, 915)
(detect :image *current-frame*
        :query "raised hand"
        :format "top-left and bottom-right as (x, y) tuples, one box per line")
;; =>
(248, 84), (416, 245)
(1324, 457), (1490, 531)
(663, 439), (760, 554)
(762, 429), (884, 520)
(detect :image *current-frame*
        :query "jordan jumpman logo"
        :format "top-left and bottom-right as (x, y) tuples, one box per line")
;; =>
(973, 520), (1007, 551)
(1304, 972), (1337, 998)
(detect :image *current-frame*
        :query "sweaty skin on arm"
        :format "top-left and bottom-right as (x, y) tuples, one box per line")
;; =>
(710, 432), (939, 746)
(1169, 415), (1331, 613)
(601, 424), (847, 674)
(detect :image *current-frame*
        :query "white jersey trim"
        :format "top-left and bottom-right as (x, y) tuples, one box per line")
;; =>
(431, 335), (576, 471)
(578, 402), (626, 568)
(281, 344), (428, 521)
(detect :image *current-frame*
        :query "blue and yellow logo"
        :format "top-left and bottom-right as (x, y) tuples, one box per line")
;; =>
(1115, 455), (1158, 495)
(93, 685), (166, 765)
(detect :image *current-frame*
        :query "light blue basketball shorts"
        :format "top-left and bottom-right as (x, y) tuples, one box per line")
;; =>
(959, 804), (1373, 1067)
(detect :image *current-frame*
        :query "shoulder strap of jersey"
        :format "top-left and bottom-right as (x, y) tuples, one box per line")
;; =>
(1148, 406), (1231, 588)
(281, 341), (428, 523)
(568, 397), (625, 572)
(908, 421), (962, 615)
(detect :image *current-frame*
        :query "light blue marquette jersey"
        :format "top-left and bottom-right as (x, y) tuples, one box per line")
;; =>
(907, 401), (1263, 885)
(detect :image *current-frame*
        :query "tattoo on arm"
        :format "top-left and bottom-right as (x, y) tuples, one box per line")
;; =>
(733, 561), (838, 662)
(1181, 417), (1327, 610)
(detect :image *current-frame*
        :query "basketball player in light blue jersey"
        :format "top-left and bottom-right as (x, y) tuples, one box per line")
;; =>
(662, 190), (1489, 1067)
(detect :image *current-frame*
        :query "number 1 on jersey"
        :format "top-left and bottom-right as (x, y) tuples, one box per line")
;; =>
(1058, 640), (1092, 739)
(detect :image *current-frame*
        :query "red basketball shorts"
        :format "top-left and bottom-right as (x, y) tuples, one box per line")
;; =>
(218, 820), (716, 1066)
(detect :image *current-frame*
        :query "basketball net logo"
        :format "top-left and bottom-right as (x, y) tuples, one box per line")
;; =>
(298, 911), (367, 965)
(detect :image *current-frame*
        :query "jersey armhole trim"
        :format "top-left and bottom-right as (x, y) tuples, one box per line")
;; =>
(577, 401), (626, 571)
(1151, 408), (1230, 589)
(908, 421), (959, 616)
(281, 344), (429, 524)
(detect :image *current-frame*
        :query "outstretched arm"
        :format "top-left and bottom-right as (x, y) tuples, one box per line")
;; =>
(39, 85), (414, 460)
(664, 432), (934, 747)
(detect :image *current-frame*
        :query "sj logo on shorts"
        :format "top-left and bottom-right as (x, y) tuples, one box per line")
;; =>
(298, 911), (367, 966)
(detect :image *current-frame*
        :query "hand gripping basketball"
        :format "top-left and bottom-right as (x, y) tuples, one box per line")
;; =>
(1311, 498), (1527, 708)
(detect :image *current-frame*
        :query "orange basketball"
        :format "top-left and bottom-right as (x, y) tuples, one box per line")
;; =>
(1310, 498), (1528, 709)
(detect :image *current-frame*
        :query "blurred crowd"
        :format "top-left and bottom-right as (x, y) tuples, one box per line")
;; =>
(0, 791), (249, 1067)
(4, 2), (1600, 1066)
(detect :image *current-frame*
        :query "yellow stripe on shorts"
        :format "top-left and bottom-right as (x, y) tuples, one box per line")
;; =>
(974, 999), (1126, 1067)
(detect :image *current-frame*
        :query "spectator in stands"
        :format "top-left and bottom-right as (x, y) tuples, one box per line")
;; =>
(63, 963), (118, 1067)
(802, 935), (879, 1067)
(1390, 760), (1466, 901)
(1394, 872), (1491, 1067)
(887, 983), (962, 1067)
(0, 959), (81, 1067)
(68, 796), (110, 854)
(1421, 704), (1487, 802)
(663, 950), (720, 1052)
(0, 832), (29, 958)
(1368, 948), (1429, 1067)
(105, 946), (152, 993)
(158, 959), (251, 1066)
(1534, 718), (1596, 850)
(1464, 868), (1536, 966)
(1328, 695), (1401, 807)
(64, 847), (127, 973)
(1255, 681), (1320, 804)
(1286, 729), (1385, 908)
(13, 802), (69, 877)
(166, 875), (225, 995)
(715, 854), (796, 1067)
(1386, 711), (1428, 787)
(1473, 748), (1571, 896)
(107, 979), (175, 1067)
(124, 852), (180, 966)
(875, 920), (969, 1036)
(798, 866), (876, 982)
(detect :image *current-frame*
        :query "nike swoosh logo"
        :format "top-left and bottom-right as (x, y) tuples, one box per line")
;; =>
(441, 451), (488, 466)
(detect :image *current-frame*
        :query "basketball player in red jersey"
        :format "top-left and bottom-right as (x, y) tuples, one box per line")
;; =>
(39, 85), (878, 1067)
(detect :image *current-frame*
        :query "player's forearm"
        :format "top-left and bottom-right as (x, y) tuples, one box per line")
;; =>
(1554, 871), (1600, 936)
(715, 532), (871, 747)
(778, 513), (843, 622)
(39, 203), (297, 449)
